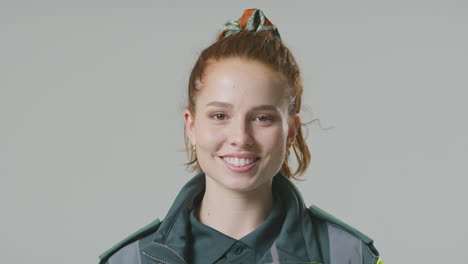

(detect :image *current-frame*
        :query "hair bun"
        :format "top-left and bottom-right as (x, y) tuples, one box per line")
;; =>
(221, 8), (281, 40)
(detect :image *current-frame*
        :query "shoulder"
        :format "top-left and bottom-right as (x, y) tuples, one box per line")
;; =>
(98, 218), (162, 264)
(307, 205), (383, 264)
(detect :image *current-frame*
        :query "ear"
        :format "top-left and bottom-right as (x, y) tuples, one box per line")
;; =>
(184, 108), (197, 146)
(287, 115), (300, 145)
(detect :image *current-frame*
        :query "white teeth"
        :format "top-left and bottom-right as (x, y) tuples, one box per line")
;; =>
(222, 157), (256, 167)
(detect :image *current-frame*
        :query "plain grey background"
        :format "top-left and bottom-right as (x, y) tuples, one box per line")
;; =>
(1, 1), (467, 263)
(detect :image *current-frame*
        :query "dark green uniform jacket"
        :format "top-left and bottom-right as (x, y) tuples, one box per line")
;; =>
(99, 171), (382, 264)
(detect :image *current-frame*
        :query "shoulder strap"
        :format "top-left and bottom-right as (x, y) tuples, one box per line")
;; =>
(308, 205), (373, 245)
(99, 218), (162, 264)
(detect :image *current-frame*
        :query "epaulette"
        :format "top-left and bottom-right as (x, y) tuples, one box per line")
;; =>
(308, 205), (373, 245)
(98, 218), (162, 264)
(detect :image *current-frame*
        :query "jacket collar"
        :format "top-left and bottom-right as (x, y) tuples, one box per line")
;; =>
(139, 171), (324, 264)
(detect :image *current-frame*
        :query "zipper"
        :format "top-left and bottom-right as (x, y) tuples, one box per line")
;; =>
(142, 250), (170, 264)
(141, 243), (188, 264)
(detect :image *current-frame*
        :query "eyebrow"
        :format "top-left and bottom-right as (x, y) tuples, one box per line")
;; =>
(206, 101), (280, 112)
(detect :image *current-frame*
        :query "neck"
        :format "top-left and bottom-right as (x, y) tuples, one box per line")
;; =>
(195, 175), (274, 240)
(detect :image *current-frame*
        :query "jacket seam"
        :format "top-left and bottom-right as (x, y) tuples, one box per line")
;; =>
(278, 175), (312, 261)
(162, 197), (194, 244)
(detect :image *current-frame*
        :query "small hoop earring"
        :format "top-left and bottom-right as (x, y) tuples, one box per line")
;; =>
(192, 144), (196, 151)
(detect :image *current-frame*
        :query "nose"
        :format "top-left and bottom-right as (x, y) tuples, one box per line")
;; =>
(228, 117), (254, 148)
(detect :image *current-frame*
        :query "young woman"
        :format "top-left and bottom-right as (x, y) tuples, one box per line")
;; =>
(99, 8), (383, 264)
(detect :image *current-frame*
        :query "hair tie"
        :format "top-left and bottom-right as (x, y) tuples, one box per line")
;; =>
(222, 8), (281, 40)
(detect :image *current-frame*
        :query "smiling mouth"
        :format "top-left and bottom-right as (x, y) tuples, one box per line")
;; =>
(220, 156), (261, 167)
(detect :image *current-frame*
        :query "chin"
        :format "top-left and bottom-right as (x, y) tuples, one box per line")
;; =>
(229, 182), (258, 193)
(213, 172), (259, 193)
(226, 172), (275, 194)
(223, 173), (253, 187)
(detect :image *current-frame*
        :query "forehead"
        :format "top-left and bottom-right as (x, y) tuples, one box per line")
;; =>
(203, 57), (279, 83)
(198, 58), (289, 107)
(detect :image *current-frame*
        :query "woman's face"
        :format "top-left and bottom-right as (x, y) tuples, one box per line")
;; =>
(184, 57), (297, 193)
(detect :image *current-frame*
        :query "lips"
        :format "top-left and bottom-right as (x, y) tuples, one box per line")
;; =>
(218, 155), (260, 173)
(222, 156), (260, 167)
(221, 153), (259, 159)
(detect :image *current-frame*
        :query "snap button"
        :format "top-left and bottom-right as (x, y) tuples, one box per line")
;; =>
(234, 247), (243, 255)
